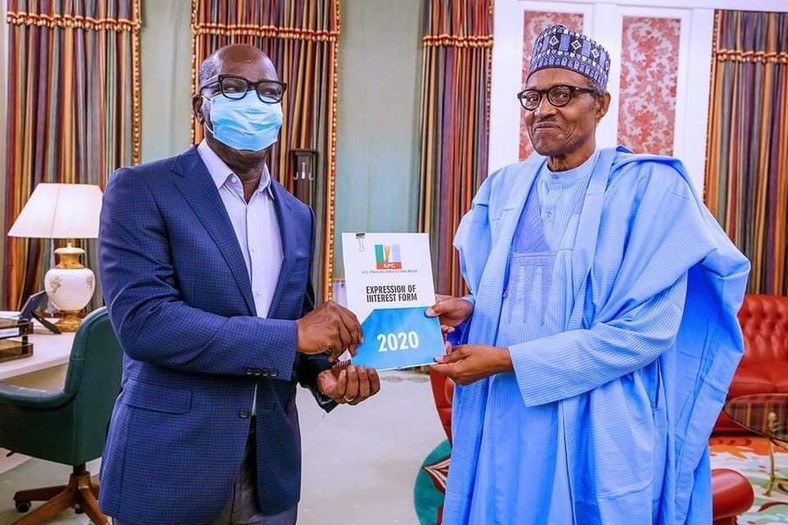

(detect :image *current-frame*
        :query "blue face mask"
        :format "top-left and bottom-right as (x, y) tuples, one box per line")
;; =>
(203, 93), (283, 152)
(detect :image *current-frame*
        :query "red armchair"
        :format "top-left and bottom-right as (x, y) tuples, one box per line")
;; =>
(711, 468), (756, 525)
(429, 368), (455, 444)
(715, 294), (788, 434)
(428, 370), (754, 524)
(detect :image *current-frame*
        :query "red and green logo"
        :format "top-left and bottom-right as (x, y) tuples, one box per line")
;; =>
(375, 244), (402, 270)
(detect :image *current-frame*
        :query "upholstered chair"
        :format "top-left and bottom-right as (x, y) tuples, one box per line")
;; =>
(0, 307), (122, 525)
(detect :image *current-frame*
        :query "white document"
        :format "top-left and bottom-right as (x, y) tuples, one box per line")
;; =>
(341, 232), (443, 371)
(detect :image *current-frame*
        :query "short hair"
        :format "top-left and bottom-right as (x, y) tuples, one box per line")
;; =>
(198, 52), (220, 87)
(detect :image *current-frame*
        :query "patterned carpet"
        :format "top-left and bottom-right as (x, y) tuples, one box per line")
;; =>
(710, 436), (788, 524)
(414, 437), (788, 524)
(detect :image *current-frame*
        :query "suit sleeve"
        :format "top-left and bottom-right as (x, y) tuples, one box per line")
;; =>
(292, 208), (336, 411)
(99, 167), (298, 380)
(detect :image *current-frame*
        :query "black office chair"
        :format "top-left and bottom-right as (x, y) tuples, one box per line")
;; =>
(0, 307), (122, 524)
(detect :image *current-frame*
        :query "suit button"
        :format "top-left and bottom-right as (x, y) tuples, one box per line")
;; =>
(270, 370), (279, 378)
(245, 368), (254, 376)
(238, 409), (250, 419)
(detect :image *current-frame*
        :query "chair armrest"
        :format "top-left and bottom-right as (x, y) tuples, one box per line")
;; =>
(0, 383), (71, 409)
(712, 468), (754, 519)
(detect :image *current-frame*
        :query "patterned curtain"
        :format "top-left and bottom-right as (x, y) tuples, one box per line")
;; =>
(417, 0), (493, 297)
(3, 0), (142, 309)
(192, 0), (339, 303)
(705, 10), (788, 296)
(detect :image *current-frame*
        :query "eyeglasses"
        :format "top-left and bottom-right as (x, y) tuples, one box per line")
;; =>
(200, 74), (287, 104)
(517, 85), (598, 111)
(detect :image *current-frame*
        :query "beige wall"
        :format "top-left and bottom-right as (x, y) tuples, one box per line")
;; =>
(139, 0), (193, 162)
(333, 0), (423, 277)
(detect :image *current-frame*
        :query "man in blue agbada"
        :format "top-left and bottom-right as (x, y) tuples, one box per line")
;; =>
(429, 24), (750, 525)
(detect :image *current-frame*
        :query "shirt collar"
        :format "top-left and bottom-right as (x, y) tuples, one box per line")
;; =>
(197, 140), (274, 198)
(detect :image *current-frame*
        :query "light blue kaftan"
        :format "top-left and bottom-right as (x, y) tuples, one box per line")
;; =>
(444, 147), (750, 525)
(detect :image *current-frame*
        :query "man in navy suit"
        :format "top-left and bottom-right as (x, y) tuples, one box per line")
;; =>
(98, 44), (380, 524)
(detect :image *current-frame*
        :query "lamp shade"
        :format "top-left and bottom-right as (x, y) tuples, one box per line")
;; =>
(7, 183), (103, 239)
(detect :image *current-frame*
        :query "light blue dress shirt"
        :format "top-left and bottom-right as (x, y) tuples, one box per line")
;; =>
(198, 140), (283, 415)
(197, 140), (283, 317)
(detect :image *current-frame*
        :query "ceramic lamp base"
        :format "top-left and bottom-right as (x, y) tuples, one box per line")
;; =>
(55, 311), (84, 332)
(45, 245), (96, 331)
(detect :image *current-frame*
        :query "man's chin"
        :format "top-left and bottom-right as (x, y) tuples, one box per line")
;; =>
(212, 139), (270, 163)
(230, 149), (271, 171)
(530, 138), (574, 159)
(233, 147), (269, 157)
(527, 135), (551, 155)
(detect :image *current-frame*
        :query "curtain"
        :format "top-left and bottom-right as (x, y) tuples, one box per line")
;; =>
(3, 0), (142, 310)
(417, 0), (493, 297)
(705, 10), (787, 296)
(192, 0), (339, 303)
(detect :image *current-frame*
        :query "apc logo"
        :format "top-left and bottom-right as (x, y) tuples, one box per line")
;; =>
(375, 244), (402, 270)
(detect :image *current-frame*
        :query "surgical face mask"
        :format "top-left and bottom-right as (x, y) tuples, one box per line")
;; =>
(203, 93), (283, 152)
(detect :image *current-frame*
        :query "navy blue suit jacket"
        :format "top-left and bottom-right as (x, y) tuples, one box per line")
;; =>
(98, 147), (332, 523)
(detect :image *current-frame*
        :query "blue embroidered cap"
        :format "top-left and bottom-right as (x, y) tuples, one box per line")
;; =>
(528, 24), (611, 91)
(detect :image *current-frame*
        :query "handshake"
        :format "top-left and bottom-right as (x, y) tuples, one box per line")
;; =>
(295, 300), (379, 405)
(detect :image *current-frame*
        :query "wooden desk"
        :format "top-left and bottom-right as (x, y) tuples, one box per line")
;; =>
(0, 331), (74, 383)
(0, 314), (75, 388)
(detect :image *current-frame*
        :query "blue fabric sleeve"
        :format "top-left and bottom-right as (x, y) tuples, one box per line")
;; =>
(510, 160), (707, 406)
(445, 295), (475, 346)
(293, 209), (336, 411)
(511, 274), (687, 406)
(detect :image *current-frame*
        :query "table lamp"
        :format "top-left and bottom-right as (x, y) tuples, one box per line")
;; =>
(7, 183), (103, 332)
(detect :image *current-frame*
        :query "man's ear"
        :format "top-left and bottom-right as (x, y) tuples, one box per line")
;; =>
(191, 94), (205, 124)
(596, 91), (611, 121)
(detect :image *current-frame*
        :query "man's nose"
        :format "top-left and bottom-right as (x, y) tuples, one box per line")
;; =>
(533, 95), (556, 118)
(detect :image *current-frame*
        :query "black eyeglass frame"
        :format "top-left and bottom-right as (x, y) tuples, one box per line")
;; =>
(200, 74), (288, 104)
(517, 84), (599, 111)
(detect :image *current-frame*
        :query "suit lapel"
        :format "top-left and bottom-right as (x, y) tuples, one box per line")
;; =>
(267, 182), (296, 315)
(171, 147), (257, 315)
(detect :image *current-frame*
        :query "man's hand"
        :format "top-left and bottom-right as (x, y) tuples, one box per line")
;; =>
(430, 344), (512, 385)
(296, 301), (362, 361)
(425, 294), (474, 334)
(318, 362), (381, 405)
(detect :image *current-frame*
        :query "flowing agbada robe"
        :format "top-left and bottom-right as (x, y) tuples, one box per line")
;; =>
(443, 147), (750, 525)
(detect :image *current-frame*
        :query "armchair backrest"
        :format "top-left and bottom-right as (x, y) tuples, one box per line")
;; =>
(0, 307), (123, 466)
(63, 306), (123, 463)
(737, 294), (788, 366)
